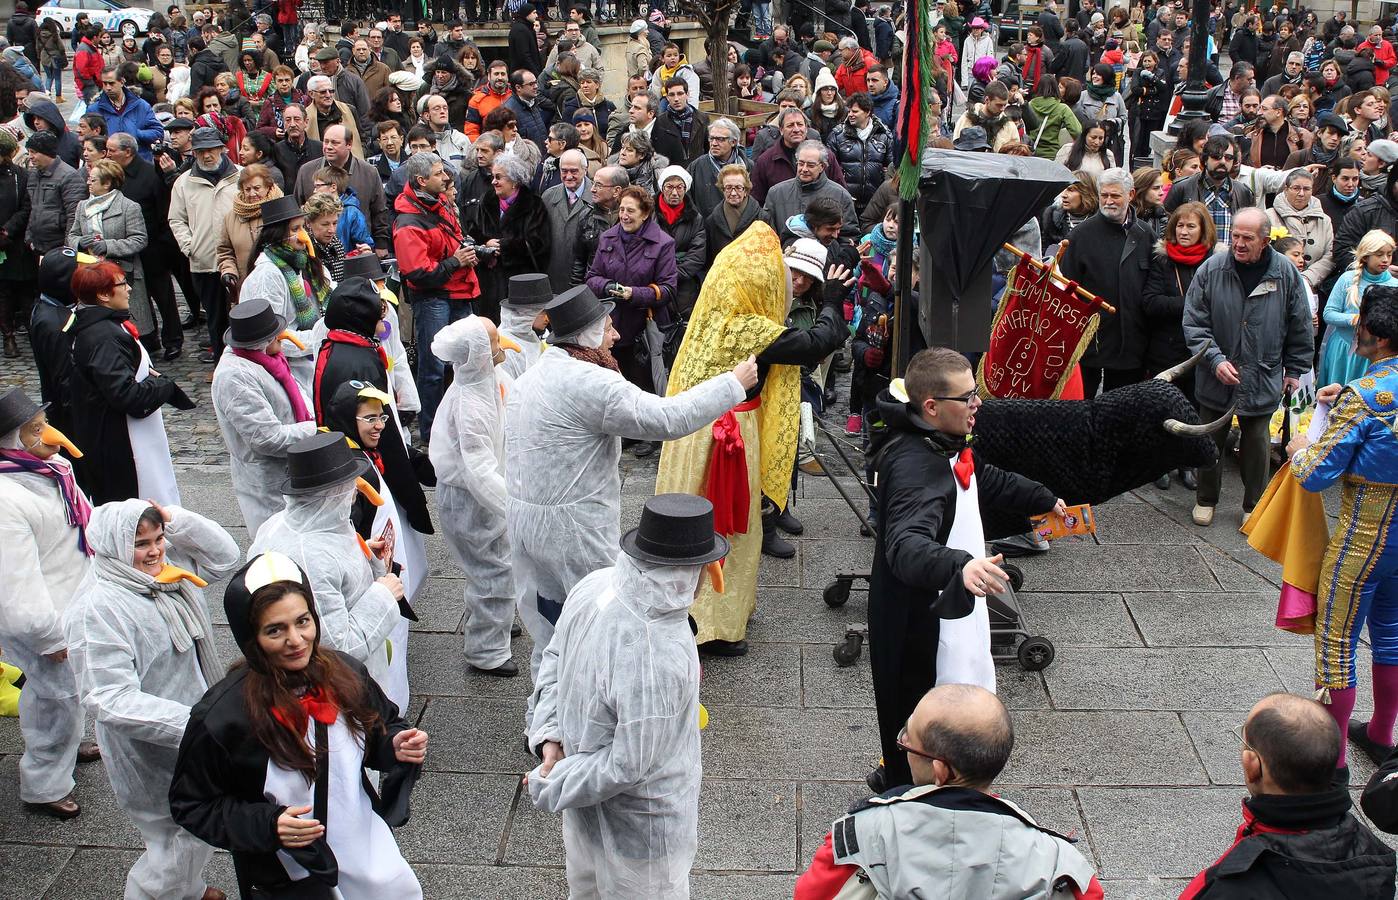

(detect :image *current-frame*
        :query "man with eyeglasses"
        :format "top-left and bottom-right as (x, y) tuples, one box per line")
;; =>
(864, 348), (1062, 793)
(799, 684), (1103, 899)
(1181, 693), (1392, 897)
(1164, 135), (1256, 244)
(303, 74), (366, 161)
(687, 117), (747, 216)
(571, 164), (629, 284)
(541, 149), (592, 293)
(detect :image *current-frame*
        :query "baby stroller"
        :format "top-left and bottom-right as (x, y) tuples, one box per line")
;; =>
(804, 415), (1056, 673)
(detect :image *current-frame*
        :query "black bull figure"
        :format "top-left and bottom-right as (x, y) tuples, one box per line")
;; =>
(971, 352), (1232, 539)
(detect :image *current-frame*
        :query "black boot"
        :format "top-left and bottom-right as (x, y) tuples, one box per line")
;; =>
(698, 638), (749, 657)
(762, 510), (796, 559)
(775, 506), (803, 535)
(1180, 467), (1198, 489)
(2, 333), (16, 359)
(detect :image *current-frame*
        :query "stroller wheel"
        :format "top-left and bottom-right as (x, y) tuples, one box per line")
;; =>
(1017, 636), (1055, 671)
(834, 630), (864, 666)
(824, 580), (852, 608)
(1003, 563), (1025, 592)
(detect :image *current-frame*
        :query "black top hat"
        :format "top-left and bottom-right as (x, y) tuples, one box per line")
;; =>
(546, 284), (613, 339)
(504, 273), (553, 309)
(223, 298), (286, 349)
(0, 386), (45, 438)
(342, 253), (386, 282)
(620, 494), (730, 566)
(281, 431), (371, 495)
(260, 195), (303, 227)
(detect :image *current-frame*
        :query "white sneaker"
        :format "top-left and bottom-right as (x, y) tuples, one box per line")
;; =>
(1192, 505), (1215, 526)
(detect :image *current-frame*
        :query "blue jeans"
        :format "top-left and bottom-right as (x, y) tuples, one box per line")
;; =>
(43, 64), (61, 97)
(412, 295), (472, 439)
(753, 2), (772, 35)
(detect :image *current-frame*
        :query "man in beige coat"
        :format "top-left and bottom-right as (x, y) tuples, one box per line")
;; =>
(169, 126), (240, 364)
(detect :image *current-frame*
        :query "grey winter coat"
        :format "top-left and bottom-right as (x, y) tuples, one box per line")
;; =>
(1183, 248), (1315, 416)
(763, 173), (858, 245)
(66, 191), (151, 332)
(541, 181), (593, 294)
(27, 157), (85, 254)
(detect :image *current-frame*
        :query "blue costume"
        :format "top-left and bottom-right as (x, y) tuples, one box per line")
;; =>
(1293, 358), (1398, 691)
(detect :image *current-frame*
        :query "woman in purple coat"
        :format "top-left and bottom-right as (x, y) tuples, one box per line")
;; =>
(585, 185), (679, 458)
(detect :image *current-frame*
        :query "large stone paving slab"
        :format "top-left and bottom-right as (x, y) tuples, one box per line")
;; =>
(999, 711), (1209, 786)
(1077, 788), (1241, 879)
(1044, 647), (1286, 710)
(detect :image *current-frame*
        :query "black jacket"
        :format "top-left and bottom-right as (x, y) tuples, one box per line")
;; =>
(508, 19), (543, 75)
(1050, 36), (1090, 82)
(867, 392), (1053, 788)
(188, 48), (229, 96)
(615, 115), (688, 172)
(465, 185), (550, 323)
(1141, 248), (1206, 373)
(169, 653), (419, 900)
(0, 160), (31, 281)
(1058, 211), (1154, 371)
(1194, 791), (1395, 899)
(274, 137), (323, 192)
(572, 201), (613, 285)
(752, 291), (849, 399)
(118, 155), (175, 247)
(1038, 10), (1065, 49)
(825, 117), (894, 212)
(1335, 184), (1398, 274)
(656, 201), (708, 316)
(28, 293), (72, 431)
(68, 305), (193, 502)
(659, 104), (709, 167)
(1364, 747), (1398, 835)
(1230, 29), (1260, 69)
(427, 57), (474, 132)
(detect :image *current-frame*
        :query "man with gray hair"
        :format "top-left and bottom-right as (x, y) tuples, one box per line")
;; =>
(1058, 167), (1154, 397)
(304, 73), (365, 159)
(688, 116), (747, 216)
(573, 164), (629, 284)
(751, 104), (849, 203)
(541, 148), (591, 293)
(763, 139), (857, 245)
(1184, 206), (1313, 526)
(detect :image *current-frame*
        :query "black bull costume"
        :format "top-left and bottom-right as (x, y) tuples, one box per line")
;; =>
(971, 355), (1230, 539)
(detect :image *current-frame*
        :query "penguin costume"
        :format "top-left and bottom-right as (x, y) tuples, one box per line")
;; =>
(169, 552), (424, 900)
(28, 249), (93, 435)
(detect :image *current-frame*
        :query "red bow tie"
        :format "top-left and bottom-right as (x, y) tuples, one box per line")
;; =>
(953, 447), (975, 489)
(120, 320), (140, 342)
(271, 686), (340, 733)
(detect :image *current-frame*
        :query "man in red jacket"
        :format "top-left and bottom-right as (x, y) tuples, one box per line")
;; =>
(1360, 25), (1398, 88)
(72, 27), (103, 102)
(1180, 692), (1394, 898)
(834, 36), (880, 98)
(392, 151), (480, 439)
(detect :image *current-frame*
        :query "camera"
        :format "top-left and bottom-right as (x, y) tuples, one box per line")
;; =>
(475, 244), (497, 257)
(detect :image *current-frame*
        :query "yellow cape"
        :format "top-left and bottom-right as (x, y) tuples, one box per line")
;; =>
(665, 221), (799, 508)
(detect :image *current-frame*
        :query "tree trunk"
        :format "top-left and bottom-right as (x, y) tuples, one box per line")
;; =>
(681, 0), (739, 115)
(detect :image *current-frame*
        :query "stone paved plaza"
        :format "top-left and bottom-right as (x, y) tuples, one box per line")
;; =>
(3, 333), (1396, 899)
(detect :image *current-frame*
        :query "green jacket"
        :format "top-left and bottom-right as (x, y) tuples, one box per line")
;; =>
(1027, 96), (1082, 161)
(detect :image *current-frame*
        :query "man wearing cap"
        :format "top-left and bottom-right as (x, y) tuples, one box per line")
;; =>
(314, 45), (371, 141)
(625, 20), (652, 79)
(249, 432), (405, 689)
(527, 494), (728, 897)
(801, 38), (838, 89)
(158, 116), (196, 183)
(23, 130), (83, 255)
(542, 148), (592, 293)
(1286, 111), (1348, 195)
(211, 299), (318, 532)
(169, 126), (240, 362)
(0, 387), (100, 821)
(29, 250), (83, 432)
(763, 140), (858, 245)
(506, 285), (757, 683)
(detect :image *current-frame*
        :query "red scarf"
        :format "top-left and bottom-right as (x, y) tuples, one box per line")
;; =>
(658, 195), (685, 226)
(1022, 45), (1046, 92)
(1166, 240), (1209, 266)
(120, 319), (140, 341)
(325, 328), (391, 372)
(270, 685), (340, 733)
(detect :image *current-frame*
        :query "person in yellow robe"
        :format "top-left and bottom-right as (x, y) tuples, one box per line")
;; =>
(656, 222), (850, 656)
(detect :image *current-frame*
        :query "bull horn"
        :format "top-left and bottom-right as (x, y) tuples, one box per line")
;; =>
(1163, 403), (1235, 437)
(1155, 347), (1210, 384)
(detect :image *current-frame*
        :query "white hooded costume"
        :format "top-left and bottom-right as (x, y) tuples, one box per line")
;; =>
(504, 317), (743, 695)
(0, 426), (92, 805)
(210, 350), (319, 532)
(428, 316), (517, 670)
(527, 555), (704, 899)
(64, 500), (239, 900)
(499, 302), (546, 381)
(249, 477), (401, 688)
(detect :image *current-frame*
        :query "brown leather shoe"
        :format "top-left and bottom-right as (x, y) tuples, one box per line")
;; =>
(201, 888), (227, 900)
(25, 792), (80, 820)
(76, 740), (101, 763)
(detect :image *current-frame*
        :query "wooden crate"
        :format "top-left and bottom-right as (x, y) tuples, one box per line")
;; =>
(698, 97), (779, 129)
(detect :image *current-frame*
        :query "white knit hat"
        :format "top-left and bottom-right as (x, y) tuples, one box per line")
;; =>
(814, 66), (839, 94)
(657, 165), (692, 192)
(785, 238), (827, 283)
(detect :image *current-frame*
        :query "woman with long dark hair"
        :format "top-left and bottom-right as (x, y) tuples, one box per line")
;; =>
(240, 197), (332, 393)
(170, 556), (426, 899)
(1056, 121), (1116, 179)
(368, 86), (412, 136)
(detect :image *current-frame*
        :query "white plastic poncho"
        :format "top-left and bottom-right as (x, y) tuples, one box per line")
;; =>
(527, 555), (704, 900)
(242, 252), (335, 396)
(504, 348), (744, 607)
(210, 351), (318, 532)
(249, 479), (401, 687)
(64, 499), (239, 900)
(428, 316), (516, 670)
(499, 304), (546, 381)
(0, 429), (92, 803)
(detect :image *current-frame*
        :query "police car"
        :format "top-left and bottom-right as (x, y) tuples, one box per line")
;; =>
(37, 0), (154, 37)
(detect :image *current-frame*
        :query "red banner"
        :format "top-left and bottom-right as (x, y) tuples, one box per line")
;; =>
(977, 254), (1100, 399)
